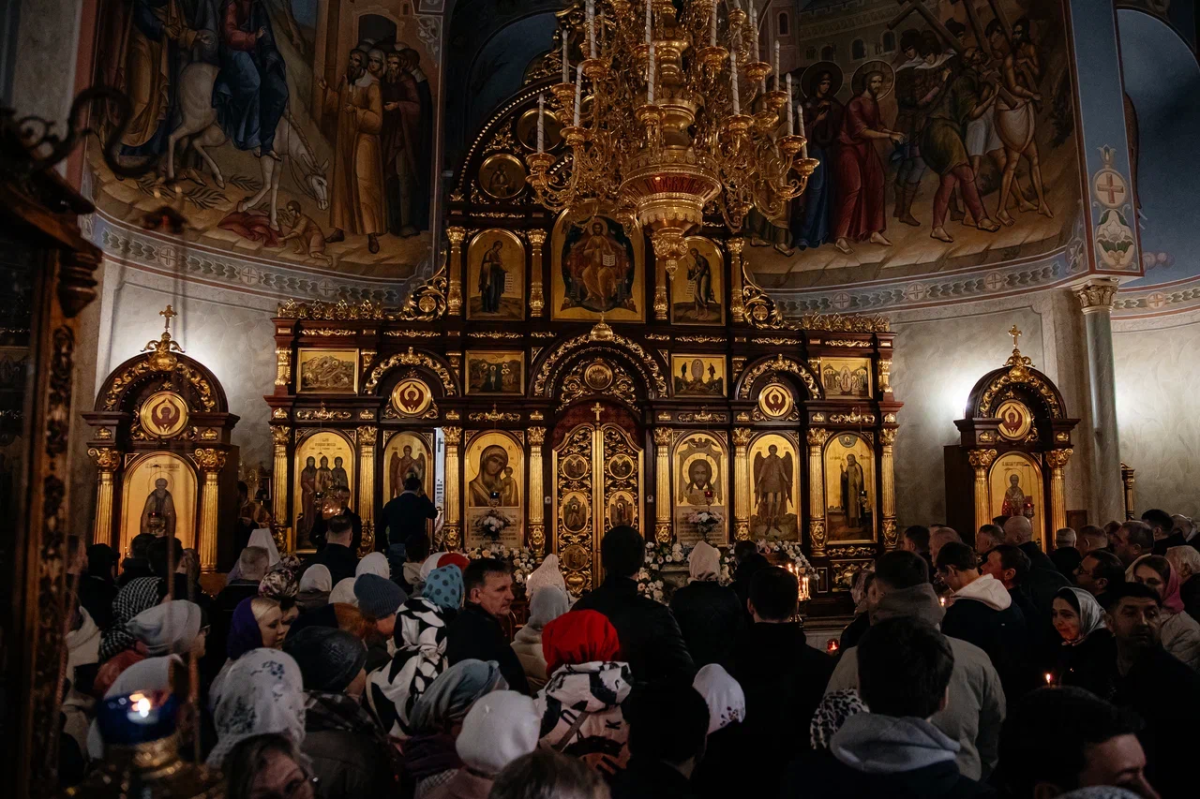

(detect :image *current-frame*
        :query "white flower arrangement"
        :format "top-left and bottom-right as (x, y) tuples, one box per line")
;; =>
(464, 543), (538, 587)
(686, 508), (724, 537)
(635, 540), (738, 604)
(474, 508), (510, 539)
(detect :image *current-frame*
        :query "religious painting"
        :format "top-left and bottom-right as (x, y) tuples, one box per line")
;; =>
(551, 211), (646, 322)
(466, 229), (525, 321)
(89, 3), (441, 282)
(606, 490), (638, 530)
(671, 355), (726, 398)
(671, 237), (724, 325)
(995, 399), (1033, 442)
(749, 433), (801, 541)
(119, 453), (198, 554)
(293, 430), (355, 550)
(673, 432), (729, 546)
(820, 357), (871, 399)
(989, 452), (1043, 537)
(517, 106), (565, 151)
(757, 381), (795, 420)
(138, 391), (190, 438)
(465, 351), (524, 395)
(740, 1), (1080, 291)
(464, 431), (524, 548)
(390, 377), (433, 417)
(384, 431), (433, 501)
(297, 349), (358, 394)
(559, 491), (590, 534)
(478, 154), (526, 201)
(824, 433), (875, 544)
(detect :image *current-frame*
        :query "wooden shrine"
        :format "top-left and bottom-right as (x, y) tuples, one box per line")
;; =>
(944, 327), (1080, 548)
(83, 307), (241, 570)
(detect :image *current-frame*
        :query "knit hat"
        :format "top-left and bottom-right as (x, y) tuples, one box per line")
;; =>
(355, 573), (406, 619)
(454, 690), (540, 775)
(329, 578), (358, 605)
(125, 600), (202, 656)
(525, 554), (568, 598)
(541, 610), (621, 676)
(284, 627), (367, 693)
(423, 565), (464, 610)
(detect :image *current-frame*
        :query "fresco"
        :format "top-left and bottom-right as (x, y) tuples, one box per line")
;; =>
(90, 0), (440, 278)
(746, 0), (1080, 288)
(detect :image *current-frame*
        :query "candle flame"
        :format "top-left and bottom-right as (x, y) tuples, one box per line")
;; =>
(1045, 672), (1053, 685)
(130, 692), (152, 718)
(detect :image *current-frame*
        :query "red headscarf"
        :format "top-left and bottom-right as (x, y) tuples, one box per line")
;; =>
(541, 610), (621, 675)
(439, 552), (470, 573)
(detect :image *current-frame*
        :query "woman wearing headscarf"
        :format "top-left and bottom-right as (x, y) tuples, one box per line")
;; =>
(669, 541), (743, 669)
(357, 552), (391, 581)
(286, 627), (400, 797)
(426, 691), (540, 799)
(403, 659), (506, 798)
(98, 576), (165, 663)
(1051, 587), (1117, 699)
(329, 577), (358, 606)
(298, 565), (333, 612)
(690, 663), (750, 799)
(511, 586), (570, 693)
(536, 610), (632, 781)
(227, 528), (282, 581)
(262, 556), (303, 645)
(1167, 546), (1200, 625)
(1130, 554), (1200, 670)
(368, 594), (455, 739)
(423, 565), (465, 612)
(809, 688), (867, 752)
(94, 599), (204, 696)
(210, 596), (285, 706)
(208, 649), (307, 770)
(223, 733), (315, 799)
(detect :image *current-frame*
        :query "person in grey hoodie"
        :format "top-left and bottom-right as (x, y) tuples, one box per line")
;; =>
(511, 586), (570, 693)
(786, 617), (994, 798)
(824, 551), (1005, 781)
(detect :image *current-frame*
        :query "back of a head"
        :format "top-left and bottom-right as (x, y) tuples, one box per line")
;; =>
(999, 687), (1139, 797)
(749, 566), (798, 621)
(405, 533), (431, 563)
(733, 540), (757, 562)
(903, 525), (930, 553)
(992, 544), (1031, 585)
(976, 524), (1003, 549)
(857, 617), (953, 718)
(1003, 515), (1033, 544)
(935, 541), (978, 574)
(148, 536), (185, 578)
(1141, 508), (1172, 534)
(239, 546), (270, 581)
(1055, 527), (1077, 548)
(404, 475), (422, 492)
(87, 543), (118, 577)
(1120, 520), (1155, 553)
(873, 550), (929, 590)
(600, 525), (645, 578)
(1079, 525), (1107, 548)
(1103, 520), (1122, 536)
(1086, 549), (1126, 590)
(131, 533), (157, 560)
(627, 682), (710, 766)
(929, 527), (961, 556)
(489, 750), (607, 799)
(1098, 580), (1161, 612)
(463, 557), (511, 595)
(328, 515), (353, 540)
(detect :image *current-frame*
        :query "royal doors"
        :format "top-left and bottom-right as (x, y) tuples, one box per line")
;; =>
(552, 413), (644, 595)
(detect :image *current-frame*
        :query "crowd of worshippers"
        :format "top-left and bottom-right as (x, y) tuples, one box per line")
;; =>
(59, 504), (1200, 799)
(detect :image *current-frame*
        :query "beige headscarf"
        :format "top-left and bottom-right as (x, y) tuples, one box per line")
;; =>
(689, 541), (721, 583)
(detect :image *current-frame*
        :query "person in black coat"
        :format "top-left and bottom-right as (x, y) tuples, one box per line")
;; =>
(1050, 527), (1083, 578)
(304, 516), (360, 586)
(669, 542), (743, 670)
(380, 475), (438, 549)
(732, 566), (834, 798)
(1050, 586), (1117, 700)
(1144, 508), (1185, 556)
(611, 682), (708, 799)
(118, 533), (157, 587)
(573, 526), (694, 688)
(310, 487), (364, 554)
(784, 618), (993, 799)
(729, 541), (768, 621)
(982, 544), (1058, 670)
(79, 543), (120, 630)
(1004, 516), (1069, 614)
(444, 557), (530, 695)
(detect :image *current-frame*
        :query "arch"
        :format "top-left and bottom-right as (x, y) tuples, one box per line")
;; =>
(363, 346), (459, 396)
(96, 348), (227, 414)
(852, 39), (866, 60)
(882, 31), (896, 52)
(821, 45), (835, 60)
(120, 452), (199, 553)
(964, 354), (1068, 421)
(777, 12), (790, 37)
(736, 354), (824, 401)
(530, 333), (668, 400)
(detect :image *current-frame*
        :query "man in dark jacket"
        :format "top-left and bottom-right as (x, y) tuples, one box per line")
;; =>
(118, 533), (157, 586)
(610, 683), (708, 799)
(380, 475), (438, 548)
(1003, 516), (1068, 614)
(80, 544), (120, 630)
(445, 558), (530, 695)
(1111, 520), (1155, 568)
(304, 516), (360, 585)
(310, 487), (364, 554)
(1104, 581), (1200, 798)
(733, 566), (834, 797)
(573, 526), (694, 687)
(785, 617), (993, 798)
(983, 544), (1057, 669)
(902, 524), (936, 581)
(1075, 549), (1126, 603)
(1050, 527), (1083, 578)
(1144, 508), (1185, 556)
(729, 540), (768, 621)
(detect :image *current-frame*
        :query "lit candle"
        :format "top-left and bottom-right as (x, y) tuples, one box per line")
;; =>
(749, 1), (758, 54)
(786, 72), (793, 135)
(574, 65), (583, 126)
(774, 39), (780, 82)
(537, 93), (545, 153)
(587, 0), (596, 59)
(731, 39), (740, 115)
(648, 40), (656, 103)
(710, 2), (717, 47)
(562, 37), (568, 83)
(1044, 672), (1054, 686)
(939, 596), (946, 607)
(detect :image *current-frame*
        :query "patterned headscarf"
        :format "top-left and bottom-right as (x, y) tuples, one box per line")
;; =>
(367, 597), (452, 738)
(423, 565), (464, 610)
(1057, 587), (1108, 646)
(693, 664), (745, 735)
(260, 556), (302, 600)
(206, 649), (306, 769)
(810, 689), (867, 751)
(541, 610), (622, 676)
(408, 659), (505, 734)
(99, 577), (164, 662)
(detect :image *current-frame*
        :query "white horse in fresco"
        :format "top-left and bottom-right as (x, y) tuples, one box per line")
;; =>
(168, 62), (329, 231)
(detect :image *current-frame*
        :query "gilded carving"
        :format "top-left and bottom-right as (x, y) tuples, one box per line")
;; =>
(296, 408), (353, 421)
(653, 428), (676, 447)
(103, 358), (217, 412)
(732, 428), (753, 447)
(737, 355), (823, 400)
(468, 408), (522, 423)
(361, 350), (377, 372)
(558, 357), (639, 410)
(644, 333), (670, 342)
(807, 428), (829, 447)
(825, 339), (872, 348)
(303, 328), (358, 337)
(678, 335), (727, 344)
(528, 427), (546, 446)
(278, 298), (387, 320)
(979, 431), (997, 444)
(810, 519), (828, 556)
(827, 545), (876, 558)
(678, 411), (727, 423)
(795, 313), (891, 333)
(882, 518), (898, 550)
(533, 334), (668, 398)
(365, 347), (458, 395)
(812, 412), (826, 423)
(883, 413), (897, 424)
(442, 426), (463, 445)
(469, 331), (524, 340)
(360, 409), (376, 420)
(1074, 279), (1119, 313)
(273, 408), (288, 419)
(88, 447), (122, 471)
(830, 411), (876, 425)
(383, 329), (442, 338)
(357, 427), (379, 446)
(193, 447), (228, 472)
(880, 428), (897, 446)
(96, 426), (113, 440)
(968, 449), (999, 470)
(752, 337), (802, 346)
(1045, 448), (1074, 469)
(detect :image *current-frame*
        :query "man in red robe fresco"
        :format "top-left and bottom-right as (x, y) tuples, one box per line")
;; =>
(833, 71), (906, 255)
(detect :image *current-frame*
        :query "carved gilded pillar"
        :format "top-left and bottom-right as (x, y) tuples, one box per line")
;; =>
(807, 429), (828, 557)
(653, 256), (668, 321)
(732, 428), (752, 540)
(527, 230), (546, 318)
(272, 426), (290, 525)
(88, 447), (122, 548)
(447, 227), (466, 316)
(727, 238), (746, 324)
(194, 448), (227, 571)
(878, 359), (893, 398)
(1121, 463), (1136, 520)
(880, 428), (898, 550)
(1047, 448), (1073, 536)
(528, 427), (546, 554)
(443, 426), (463, 548)
(653, 428), (675, 543)
(968, 449), (998, 534)
(357, 426), (377, 527)
(274, 347), (292, 388)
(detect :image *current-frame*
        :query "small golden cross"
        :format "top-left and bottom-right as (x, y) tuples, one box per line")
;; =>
(1008, 325), (1022, 349)
(592, 402), (604, 422)
(160, 305), (177, 333)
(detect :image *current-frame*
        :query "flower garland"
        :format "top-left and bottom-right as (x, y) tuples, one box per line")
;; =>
(464, 543), (538, 588)
(756, 539), (816, 577)
(635, 540), (737, 604)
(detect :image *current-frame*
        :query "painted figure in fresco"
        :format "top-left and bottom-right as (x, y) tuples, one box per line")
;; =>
(316, 455), (334, 497)
(402, 47), (434, 231)
(959, 46), (1011, 224)
(563, 221), (632, 312)
(833, 72), (905, 254)
(792, 70), (843, 250)
(686, 247), (714, 317)
(478, 240), (506, 313)
(563, 495), (587, 532)
(612, 497), (632, 528)
(331, 456), (349, 491)
(682, 459), (717, 506)
(754, 444), (794, 534)
(675, 359), (723, 396)
(381, 48), (423, 238)
(141, 477), (178, 536)
(300, 456), (317, 536)
(469, 445), (519, 507)
(321, 45), (386, 254)
(487, 166), (515, 198)
(987, 20), (1052, 224)
(213, 0), (288, 161)
(840, 454), (865, 527)
(891, 30), (927, 227)
(278, 200), (330, 264)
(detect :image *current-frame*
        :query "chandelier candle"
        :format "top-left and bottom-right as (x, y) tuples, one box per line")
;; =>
(537, 94), (545, 154)
(562, 37), (568, 83)
(587, 0), (596, 59)
(574, 65), (582, 127)
(710, 2), (717, 47)
(774, 40), (780, 85)
(731, 44), (740, 115)
(749, 1), (758, 56)
(786, 73), (793, 136)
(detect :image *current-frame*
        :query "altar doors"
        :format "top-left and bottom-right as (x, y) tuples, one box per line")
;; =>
(552, 417), (644, 595)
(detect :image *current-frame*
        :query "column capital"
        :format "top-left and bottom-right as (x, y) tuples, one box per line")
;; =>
(732, 427), (753, 447)
(807, 428), (829, 448)
(526, 229), (547, 248)
(653, 427), (676, 447)
(443, 426), (463, 445)
(1073, 278), (1119, 314)
(726, 237), (745, 255)
(880, 428), (897, 447)
(446, 226), (467, 246)
(88, 446), (122, 472)
(271, 425), (291, 446)
(357, 426), (378, 446)
(968, 448), (998, 470)
(528, 427), (546, 445)
(1045, 448), (1074, 469)
(193, 447), (227, 473)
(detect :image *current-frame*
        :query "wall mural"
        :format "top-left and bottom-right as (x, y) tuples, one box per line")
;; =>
(91, 0), (440, 278)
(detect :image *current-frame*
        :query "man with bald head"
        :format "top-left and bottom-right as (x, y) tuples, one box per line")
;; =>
(1004, 515), (1068, 614)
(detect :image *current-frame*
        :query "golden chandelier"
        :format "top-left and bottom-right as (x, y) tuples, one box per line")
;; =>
(527, 0), (818, 275)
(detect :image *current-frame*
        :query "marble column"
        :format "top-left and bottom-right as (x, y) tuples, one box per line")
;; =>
(653, 428), (674, 543)
(528, 427), (546, 555)
(194, 448), (227, 571)
(807, 429), (828, 557)
(443, 426), (462, 548)
(88, 447), (122, 549)
(968, 449), (998, 533)
(1074, 279), (1125, 524)
(732, 428), (751, 540)
(1047, 448), (1073, 534)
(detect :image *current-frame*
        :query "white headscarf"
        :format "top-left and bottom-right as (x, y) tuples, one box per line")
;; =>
(125, 600), (202, 656)
(87, 655), (182, 759)
(357, 552), (391, 579)
(525, 555), (568, 598)
(227, 529), (282, 581)
(207, 649), (306, 769)
(689, 541), (721, 583)
(1058, 587), (1107, 646)
(455, 690), (540, 775)
(693, 663), (745, 735)
(1167, 546), (1200, 580)
(527, 586), (570, 630)
(329, 577), (358, 605)
(299, 564), (333, 593)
